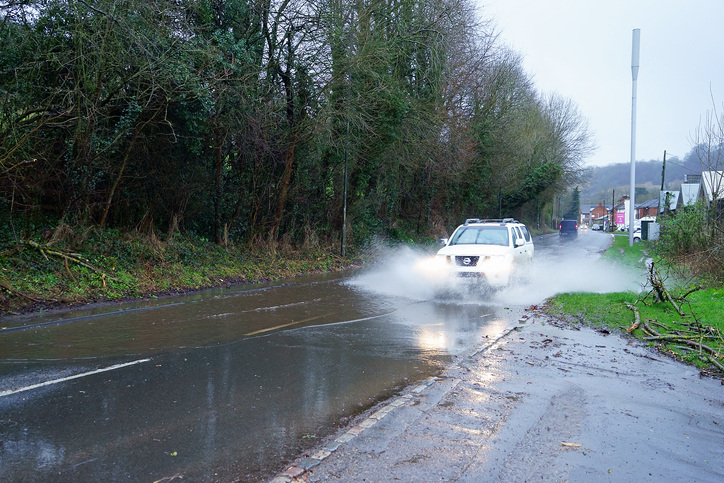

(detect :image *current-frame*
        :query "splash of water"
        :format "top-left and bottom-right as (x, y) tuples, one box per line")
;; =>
(347, 242), (645, 306)
(346, 245), (448, 301)
(493, 252), (645, 306)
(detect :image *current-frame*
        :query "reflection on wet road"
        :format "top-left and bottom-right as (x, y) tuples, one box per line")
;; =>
(0, 278), (397, 359)
(0, 232), (622, 482)
(0, 271), (517, 482)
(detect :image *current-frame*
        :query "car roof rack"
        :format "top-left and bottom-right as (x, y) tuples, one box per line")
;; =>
(464, 218), (519, 225)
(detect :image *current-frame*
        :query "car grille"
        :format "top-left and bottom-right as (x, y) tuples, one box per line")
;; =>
(454, 256), (480, 267)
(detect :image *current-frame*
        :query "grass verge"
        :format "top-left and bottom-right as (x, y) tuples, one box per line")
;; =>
(546, 235), (724, 377)
(0, 228), (361, 316)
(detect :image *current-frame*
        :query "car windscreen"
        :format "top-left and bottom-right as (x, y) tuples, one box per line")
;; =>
(449, 226), (510, 246)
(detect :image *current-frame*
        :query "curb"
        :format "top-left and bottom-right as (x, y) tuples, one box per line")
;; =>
(268, 381), (434, 483)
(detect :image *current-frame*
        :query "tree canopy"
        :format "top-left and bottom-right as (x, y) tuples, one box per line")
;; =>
(0, 0), (594, 246)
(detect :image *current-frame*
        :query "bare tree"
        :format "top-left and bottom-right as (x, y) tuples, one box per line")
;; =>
(693, 96), (724, 227)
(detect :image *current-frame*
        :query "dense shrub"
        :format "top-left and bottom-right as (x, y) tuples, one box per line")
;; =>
(654, 201), (724, 284)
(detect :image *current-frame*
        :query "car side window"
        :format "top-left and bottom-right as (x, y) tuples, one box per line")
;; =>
(514, 226), (523, 242)
(521, 225), (531, 242)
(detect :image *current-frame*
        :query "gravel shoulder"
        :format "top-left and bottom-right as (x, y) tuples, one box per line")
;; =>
(270, 311), (724, 483)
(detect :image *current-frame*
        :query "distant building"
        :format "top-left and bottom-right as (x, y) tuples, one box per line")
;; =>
(580, 204), (594, 226)
(678, 173), (703, 208)
(591, 203), (608, 220)
(635, 198), (659, 218)
(700, 171), (724, 223)
(590, 203), (610, 228)
(613, 196), (630, 228)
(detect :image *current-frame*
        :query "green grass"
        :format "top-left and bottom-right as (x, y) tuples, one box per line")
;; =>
(0, 230), (360, 315)
(601, 234), (652, 267)
(547, 235), (724, 374)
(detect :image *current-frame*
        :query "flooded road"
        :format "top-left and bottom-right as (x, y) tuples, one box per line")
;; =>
(0, 231), (629, 482)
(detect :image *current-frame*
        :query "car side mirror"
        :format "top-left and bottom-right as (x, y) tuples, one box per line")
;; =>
(515, 238), (524, 247)
(439, 238), (448, 245)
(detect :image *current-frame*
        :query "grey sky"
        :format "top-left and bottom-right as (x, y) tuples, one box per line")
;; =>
(479, 0), (724, 167)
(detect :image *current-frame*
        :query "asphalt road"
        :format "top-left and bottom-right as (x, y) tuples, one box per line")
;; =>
(0, 230), (642, 482)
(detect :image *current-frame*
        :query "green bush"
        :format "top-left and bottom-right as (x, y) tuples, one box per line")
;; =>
(655, 201), (709, 257)
(653, 201), (724, 285)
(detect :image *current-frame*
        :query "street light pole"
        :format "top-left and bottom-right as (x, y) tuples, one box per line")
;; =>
(342, 81), (349, 257)
(341, 26), (352, 258)
(628, 29), (640, 247)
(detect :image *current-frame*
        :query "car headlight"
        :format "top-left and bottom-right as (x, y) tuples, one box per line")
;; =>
(414, 256), (449, 275)
(485, 255), (512, 271)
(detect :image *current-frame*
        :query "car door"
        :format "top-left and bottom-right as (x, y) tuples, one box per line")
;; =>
(512, 226), (526, 262)
(519, 225), (534, 260)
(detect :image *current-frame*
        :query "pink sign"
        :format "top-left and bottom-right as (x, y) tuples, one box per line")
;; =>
(616, 212), (625, 224)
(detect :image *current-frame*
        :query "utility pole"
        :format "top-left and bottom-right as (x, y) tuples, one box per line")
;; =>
(628, 29), (641, 247)
(660, 150), (667, 191)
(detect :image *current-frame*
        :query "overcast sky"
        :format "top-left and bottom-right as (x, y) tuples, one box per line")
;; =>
(478, 0), (724, 167)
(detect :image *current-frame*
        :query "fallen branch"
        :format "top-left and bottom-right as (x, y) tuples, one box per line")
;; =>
(624, 302), (640, 333)
(647, 261), (686, 316)
(707, 355), (724, 373)
(624, 266), (723, 373)
(644, 335), (721, 358)
(648, 320), (669, 330)
(643, 333), (709, 342)
(641, 318), (659, 338)
(0, 281), (46, 302)
(561, 442), (581, 448)
(21, 240), (126, 285)
(681, 285), (703, 299)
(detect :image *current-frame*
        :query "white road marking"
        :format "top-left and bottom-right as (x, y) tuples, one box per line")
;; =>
(0, 358), (151, 398)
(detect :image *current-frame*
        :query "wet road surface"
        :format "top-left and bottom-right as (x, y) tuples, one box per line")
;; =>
(0, 231), (625, 482)
(303, 315), (724, 483)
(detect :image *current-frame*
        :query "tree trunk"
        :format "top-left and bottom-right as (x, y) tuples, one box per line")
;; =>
(273, 134), (297, 238)
(214, 126), (224, 244)
(99, 130), (139, 229)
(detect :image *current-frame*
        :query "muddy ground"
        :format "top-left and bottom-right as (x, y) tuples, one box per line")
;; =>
(271, 309), (724, 483)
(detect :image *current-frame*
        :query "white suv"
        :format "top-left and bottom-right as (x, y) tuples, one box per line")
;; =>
(436, 218), (535, 287)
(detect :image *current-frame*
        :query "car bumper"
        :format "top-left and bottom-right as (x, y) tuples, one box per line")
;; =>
(449, 267), (511, 287)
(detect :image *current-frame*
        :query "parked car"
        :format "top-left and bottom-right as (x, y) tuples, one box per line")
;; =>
(633, 228), (641, 242)
(436, 218), (534, 288)
(558, 219), (578, 237)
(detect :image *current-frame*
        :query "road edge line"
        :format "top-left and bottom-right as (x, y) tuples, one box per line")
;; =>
(0, 358), (152, 398)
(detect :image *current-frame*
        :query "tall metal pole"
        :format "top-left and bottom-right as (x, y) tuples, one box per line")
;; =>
(341, 80), (350, 257)
(341, 25), (352, 258)
(611, 189), (615, 232)
(628, 29), (640, 247)
(342, 124), (348, 256)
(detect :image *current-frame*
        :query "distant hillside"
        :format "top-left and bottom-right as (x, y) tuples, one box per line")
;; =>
(579, 147), (705, 204)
